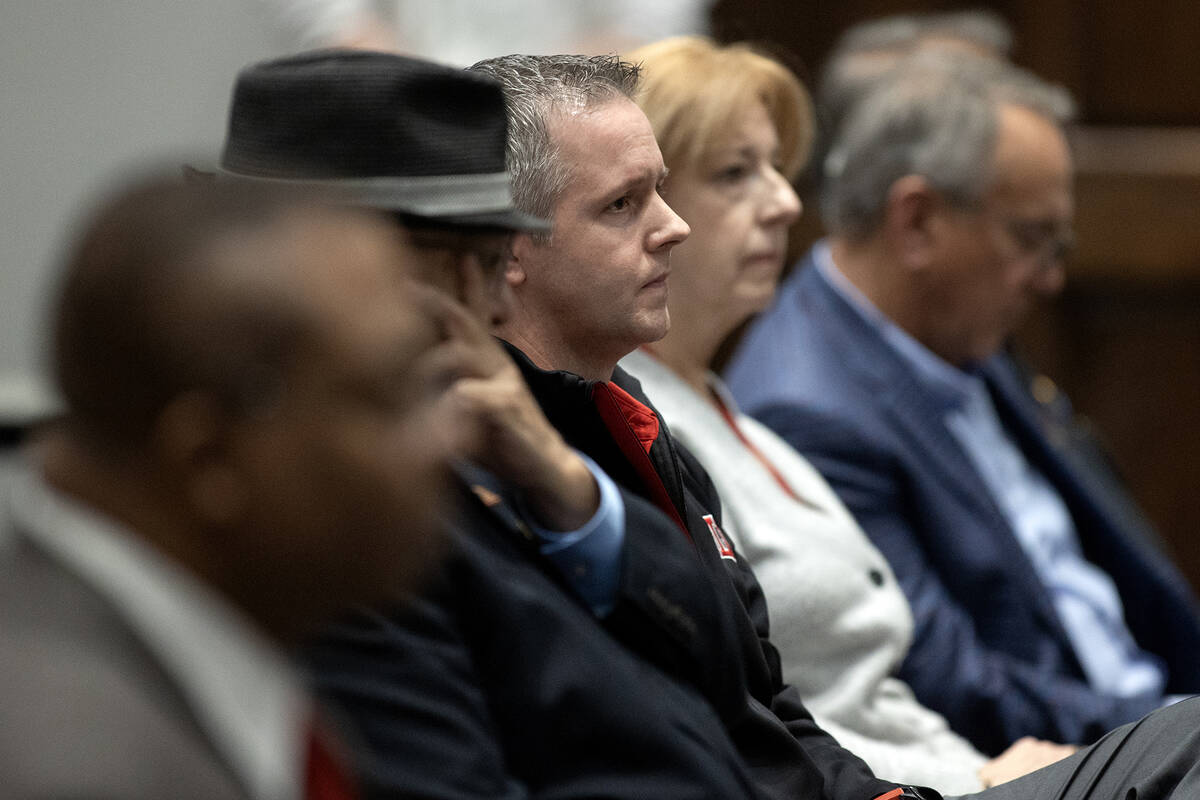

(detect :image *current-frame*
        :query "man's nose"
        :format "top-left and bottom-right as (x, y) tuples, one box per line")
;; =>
(1033, 260), (1066, 297)
(648, 194), (690, 251)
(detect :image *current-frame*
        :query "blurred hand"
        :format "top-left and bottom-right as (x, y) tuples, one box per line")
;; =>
(415, 281), (599, 532)
(979, 737), (1079, 788)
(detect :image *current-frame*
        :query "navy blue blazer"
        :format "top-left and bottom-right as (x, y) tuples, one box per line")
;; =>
(725, 246), (1200, 755)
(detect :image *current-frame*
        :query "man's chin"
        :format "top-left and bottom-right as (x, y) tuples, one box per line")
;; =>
(636, 311), (671, 346)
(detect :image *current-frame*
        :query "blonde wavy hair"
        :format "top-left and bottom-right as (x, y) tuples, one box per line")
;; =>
(626, 36), (815, 182)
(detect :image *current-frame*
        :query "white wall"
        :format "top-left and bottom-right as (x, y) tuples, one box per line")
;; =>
(0, 0), (288, 422)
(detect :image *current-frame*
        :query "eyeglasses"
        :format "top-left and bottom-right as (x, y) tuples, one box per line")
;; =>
(1000, 216), (1075, 265)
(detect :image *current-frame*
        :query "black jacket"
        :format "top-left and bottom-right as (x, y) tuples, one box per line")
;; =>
(307, 475), (763, 799)
(506, 343), (906, 800)
(304, 343), (912, 800)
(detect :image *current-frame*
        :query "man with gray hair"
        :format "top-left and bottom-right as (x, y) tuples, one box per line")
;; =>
(461, 52), (926, 800)
(471, 54), (686, 379)
(727, 50), (1200, 756)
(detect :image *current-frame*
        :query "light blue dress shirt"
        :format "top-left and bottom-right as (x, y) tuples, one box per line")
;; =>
(814, 243), (1166, 698)
(523, 451), (625, 618)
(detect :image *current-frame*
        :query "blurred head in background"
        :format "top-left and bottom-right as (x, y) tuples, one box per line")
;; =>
(821, 50), (1075, 367)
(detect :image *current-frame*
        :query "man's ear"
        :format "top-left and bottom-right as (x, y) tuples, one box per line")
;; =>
(883, 175), (942, 272)
(505, 233), (534, 288)
(151, 391), (247, 527)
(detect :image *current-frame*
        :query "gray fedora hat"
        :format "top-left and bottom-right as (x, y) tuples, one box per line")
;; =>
(219, 49), (548, 232)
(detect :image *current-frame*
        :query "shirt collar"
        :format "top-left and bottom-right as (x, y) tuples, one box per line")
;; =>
(626, 347), (734, 413)
(7, 463), (309, 800)
(813, 240), (977, 412)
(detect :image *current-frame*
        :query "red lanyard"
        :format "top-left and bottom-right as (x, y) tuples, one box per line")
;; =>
(709, 388), (820, 510)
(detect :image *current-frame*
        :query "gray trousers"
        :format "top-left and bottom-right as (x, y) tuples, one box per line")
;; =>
(952, 696), (1200, 800)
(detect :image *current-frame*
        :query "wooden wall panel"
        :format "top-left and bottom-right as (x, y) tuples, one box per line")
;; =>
(1015, 282), (1200, 584)
(711, 0), (1200, 124)
(1083, 2), (1200, 124)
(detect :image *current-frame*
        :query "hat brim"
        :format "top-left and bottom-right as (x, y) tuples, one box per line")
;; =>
(402, 207), (550, 233)
(216, 167), (551, 233)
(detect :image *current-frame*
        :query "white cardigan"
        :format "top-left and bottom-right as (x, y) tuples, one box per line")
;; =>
(621, 349), (987, 794)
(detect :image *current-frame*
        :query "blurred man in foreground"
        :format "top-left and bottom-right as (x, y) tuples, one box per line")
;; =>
(0, 175), (453, 798)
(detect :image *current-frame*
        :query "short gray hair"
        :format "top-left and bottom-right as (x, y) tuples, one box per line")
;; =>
(468, 54), (640, 231)
(820, 50), (1075, 239)
(818, 10), (1014, 134)
(830, 9), (1013, 60)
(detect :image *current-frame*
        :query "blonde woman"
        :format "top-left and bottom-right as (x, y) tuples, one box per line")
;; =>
(620, 36), (1072, 793)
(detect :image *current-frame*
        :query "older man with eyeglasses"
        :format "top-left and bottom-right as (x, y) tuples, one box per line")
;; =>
(727, 49), (1200, 757)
